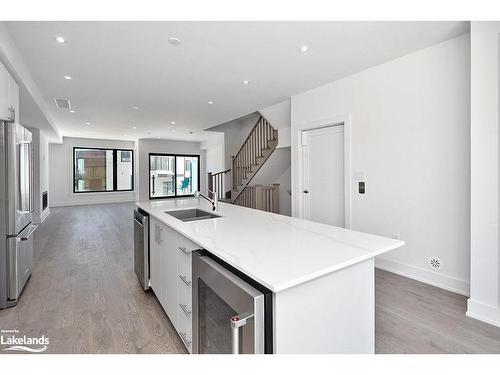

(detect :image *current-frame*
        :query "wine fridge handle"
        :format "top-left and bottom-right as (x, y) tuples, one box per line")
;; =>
(230, 312), (254, 354)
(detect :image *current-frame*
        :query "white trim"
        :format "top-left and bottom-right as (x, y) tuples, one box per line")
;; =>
(39, 208), (50, 223)
(32, 208), (50, 224)
(50, 197), (135, 208)
(466, 299), (500, 328)
(375, 257), (470, 296)
(293, 114), (352, 229)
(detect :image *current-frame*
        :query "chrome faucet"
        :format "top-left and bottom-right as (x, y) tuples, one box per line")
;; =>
(194, 189), (218, 212)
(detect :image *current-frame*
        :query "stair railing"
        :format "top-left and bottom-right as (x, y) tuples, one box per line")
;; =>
(208, 169), (230, 200)
(233, 184), (280, 213)
(232, 116), (277, 190)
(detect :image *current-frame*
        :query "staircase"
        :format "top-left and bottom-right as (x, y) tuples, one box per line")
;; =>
(233, 184), (280, 213)
(207, 114), (280, 213)
(231, 115), (278, 202)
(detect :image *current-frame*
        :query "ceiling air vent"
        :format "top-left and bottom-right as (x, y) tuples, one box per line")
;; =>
(54, 98), (71, 110)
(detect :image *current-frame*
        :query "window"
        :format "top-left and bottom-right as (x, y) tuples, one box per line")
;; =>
(73, 147), (134, 193)
(149, 153), (200, 199)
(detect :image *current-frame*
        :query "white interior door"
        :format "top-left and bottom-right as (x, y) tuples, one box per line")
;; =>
(301, 124), (345, 227)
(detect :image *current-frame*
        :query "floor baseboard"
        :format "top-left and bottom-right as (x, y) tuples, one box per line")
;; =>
(375, 257), (470, 296)
(50, 198), (136, 207)
(40, 208), (50, 223)
(467, 298), (500, 328)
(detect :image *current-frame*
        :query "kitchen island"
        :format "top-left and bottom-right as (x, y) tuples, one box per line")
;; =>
(136, 198), (404, 354)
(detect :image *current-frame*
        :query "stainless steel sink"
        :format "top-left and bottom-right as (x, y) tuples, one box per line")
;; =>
(165, 209), (221, 222)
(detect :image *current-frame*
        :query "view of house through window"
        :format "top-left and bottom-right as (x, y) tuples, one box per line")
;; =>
(74, 148), (134, 193)
(149, 154), (199, 199)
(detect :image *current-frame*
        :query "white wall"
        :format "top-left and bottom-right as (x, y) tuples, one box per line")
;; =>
(467, 22), (500, 327)
(291, 34), (471, 295)
(201, 133), (225, 174)
(29, 127), (50, 223)
(49, 137), (136, 207)
(137, 138), (207, 201)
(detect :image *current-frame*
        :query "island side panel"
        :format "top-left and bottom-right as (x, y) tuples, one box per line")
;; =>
(272, 258), (375, 354)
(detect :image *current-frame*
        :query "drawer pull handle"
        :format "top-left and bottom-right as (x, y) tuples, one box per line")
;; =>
(179, 275), (192, 286)
(179, 331), (191, 348)
(179, 303), (192, 316)
(178, 246), (190, 255)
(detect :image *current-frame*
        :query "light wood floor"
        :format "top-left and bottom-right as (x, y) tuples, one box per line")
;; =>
(0, 203), (186, 354)
(1, 203), (500, 354)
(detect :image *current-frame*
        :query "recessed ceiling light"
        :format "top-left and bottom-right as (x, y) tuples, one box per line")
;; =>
(300, 45), (309, 52)
(131, 106), (139, 110)
(85, 122), (91, 125)
(69, 109), (75, 113)
(241, 80), (250, 85)
(132, 126), (137, 129)
(168, 37), (181, 46)
(170, 121), (176, 125)
(207, 101), (214, 105)
(55, 36), (66, 44)
(64, 75), (72, 80)
(204, 132), (208, 136)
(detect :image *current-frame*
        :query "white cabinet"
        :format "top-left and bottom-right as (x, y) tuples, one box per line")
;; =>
(149, 217), (163, 298)
(0, 61), (19, 121)
(175, 233), (197, 353)
(161, 225), (180, 333)
(149, 217), (200, 353)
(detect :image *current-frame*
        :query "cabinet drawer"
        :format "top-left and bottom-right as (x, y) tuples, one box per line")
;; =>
(176, 233), (200, 254)
(177, 274), (192, 307)
(177, 301), (193, 353)
(177, 247), (192, 277)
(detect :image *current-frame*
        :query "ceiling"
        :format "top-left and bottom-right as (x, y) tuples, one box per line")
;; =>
(6, 21), (469, 142)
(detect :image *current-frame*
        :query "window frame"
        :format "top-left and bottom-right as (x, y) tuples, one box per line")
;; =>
(73, 146), (135, 194)
(148, 153), (201, 200)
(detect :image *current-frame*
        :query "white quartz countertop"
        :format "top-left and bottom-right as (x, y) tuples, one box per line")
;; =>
(136, 198), (404, 293)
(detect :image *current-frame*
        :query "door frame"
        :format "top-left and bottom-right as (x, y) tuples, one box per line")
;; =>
(292, 114), (352, 229)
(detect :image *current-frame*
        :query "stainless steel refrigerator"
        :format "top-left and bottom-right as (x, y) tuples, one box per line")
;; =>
(0, 121), (37, 309)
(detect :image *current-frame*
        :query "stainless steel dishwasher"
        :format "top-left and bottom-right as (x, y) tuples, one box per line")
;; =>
(134, 208), (149, 290)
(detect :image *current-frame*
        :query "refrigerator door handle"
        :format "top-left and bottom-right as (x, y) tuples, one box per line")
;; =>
(17, 224), (38, 242)
(29, 141), (34, 213)
(18, 140), (31, 213)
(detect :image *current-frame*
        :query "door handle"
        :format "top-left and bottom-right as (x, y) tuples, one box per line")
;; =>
(303, 190), (309, 194)
(178, 246), (190, 255)
(179, 331), (191, 348)
(230, 312), (254, 354)
(17, 224), (38, 242)
(179, 303), (191, 316)
(179, 275), (192, 286)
